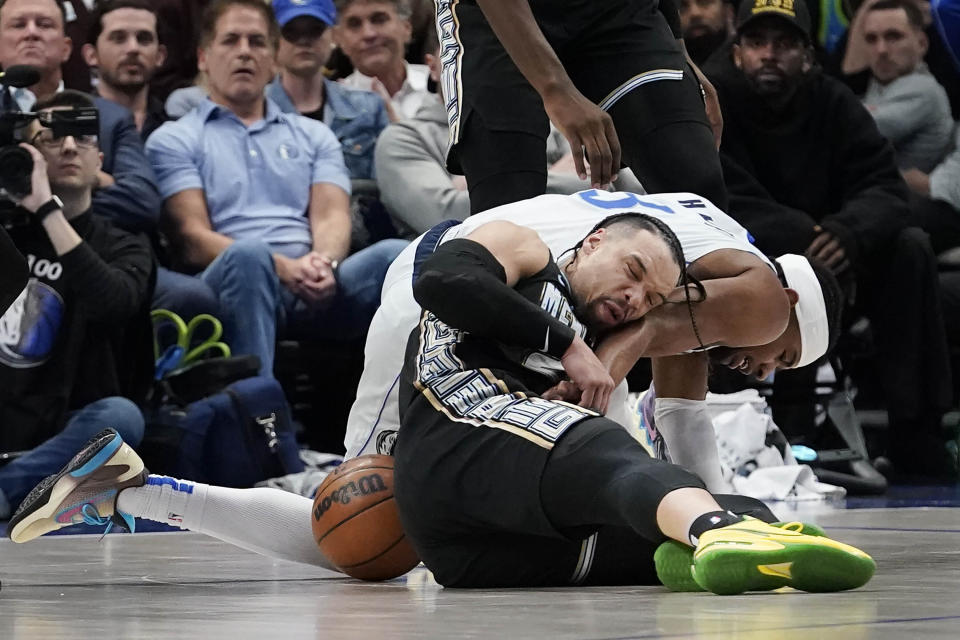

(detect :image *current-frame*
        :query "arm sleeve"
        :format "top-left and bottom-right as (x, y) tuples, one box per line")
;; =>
(413, 239), (576, 359)
(94, 110), (162, 234)
(145, 124), (204, 199)
(58, 231), (154, 322)
(658, 0), (683, 40)
(374, 123), (470, 234)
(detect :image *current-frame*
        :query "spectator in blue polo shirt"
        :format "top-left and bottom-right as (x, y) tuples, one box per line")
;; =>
(266, 0), (388, 180)
(146, 0), (406, 376)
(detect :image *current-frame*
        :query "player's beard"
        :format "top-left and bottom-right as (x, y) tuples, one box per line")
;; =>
(572, 295), (619, 334)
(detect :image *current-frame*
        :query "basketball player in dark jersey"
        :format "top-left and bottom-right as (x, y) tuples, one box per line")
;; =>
(435, 0), (726, 213)
(393, 216), (874, 592)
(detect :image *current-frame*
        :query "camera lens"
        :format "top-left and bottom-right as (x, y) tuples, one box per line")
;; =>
(0, 145), (33, 199)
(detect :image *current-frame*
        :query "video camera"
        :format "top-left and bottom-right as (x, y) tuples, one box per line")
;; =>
(1, 65), (99, 223)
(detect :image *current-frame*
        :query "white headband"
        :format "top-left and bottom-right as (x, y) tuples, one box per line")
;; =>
(775, 254), (829, 369)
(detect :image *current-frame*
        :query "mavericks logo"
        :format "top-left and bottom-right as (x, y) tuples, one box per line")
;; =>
(0, 279), (64, 368)
(376, 429), (398, 455)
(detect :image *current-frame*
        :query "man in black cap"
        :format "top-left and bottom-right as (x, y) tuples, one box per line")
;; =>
(708, 0), (957, 478)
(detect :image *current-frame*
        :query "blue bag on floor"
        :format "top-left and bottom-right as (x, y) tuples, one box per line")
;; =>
(143, 376), (304, 488)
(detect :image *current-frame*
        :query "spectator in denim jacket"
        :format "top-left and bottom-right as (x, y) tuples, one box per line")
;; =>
(265, 0), (388, 180)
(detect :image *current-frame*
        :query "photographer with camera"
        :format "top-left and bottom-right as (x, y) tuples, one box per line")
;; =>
(0, 0), (160, 233)
(0, 90), (154, 522)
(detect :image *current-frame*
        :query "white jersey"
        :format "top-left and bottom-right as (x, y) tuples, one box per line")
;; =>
(347, 191), (772, 458)
(381, 190), (771, 294)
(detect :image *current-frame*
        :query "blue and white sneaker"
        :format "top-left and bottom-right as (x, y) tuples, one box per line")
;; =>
(7, 428), (147, 543)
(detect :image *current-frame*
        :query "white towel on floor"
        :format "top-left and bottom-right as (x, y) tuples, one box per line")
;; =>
(713, 402), (844, 501)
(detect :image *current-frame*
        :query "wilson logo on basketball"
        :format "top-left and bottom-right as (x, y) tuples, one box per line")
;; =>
(313, 473), (388, 520)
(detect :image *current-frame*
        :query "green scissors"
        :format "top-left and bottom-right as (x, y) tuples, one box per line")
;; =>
(151, 310), (231, 377)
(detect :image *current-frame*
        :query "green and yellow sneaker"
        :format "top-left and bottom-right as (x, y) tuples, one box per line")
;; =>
(690, 518), (875, 595)
(655, 521), (827, 592)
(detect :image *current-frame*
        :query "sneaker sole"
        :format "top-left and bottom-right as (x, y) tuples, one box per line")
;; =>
(654, 522), (828, 592)
(8, 431), (144, 543)
(693, 540), (875, 595)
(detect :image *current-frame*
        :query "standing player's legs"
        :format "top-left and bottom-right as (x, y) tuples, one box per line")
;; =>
(457, 116), (549, 214)
(438, 1), (550, 213)
(563, 5), (728, 210)
(606, 71), (728, 211)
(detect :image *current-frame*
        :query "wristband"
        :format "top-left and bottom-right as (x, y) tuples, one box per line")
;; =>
(34, 196), (64, 222)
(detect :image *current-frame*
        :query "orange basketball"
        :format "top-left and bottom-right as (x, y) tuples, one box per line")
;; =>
(311, 454), (420, 581)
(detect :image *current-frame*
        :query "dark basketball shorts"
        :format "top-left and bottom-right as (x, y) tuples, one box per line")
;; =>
(435, 0), (696, 172)
(393, 381), (777, 588)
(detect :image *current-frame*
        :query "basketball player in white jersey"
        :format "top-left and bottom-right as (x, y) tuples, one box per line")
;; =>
(6, 190), (841, 589)
(345, 189), (841, 493)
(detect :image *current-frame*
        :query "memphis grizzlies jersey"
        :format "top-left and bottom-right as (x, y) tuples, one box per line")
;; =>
(442, 190), (773, 270)
(403, 259), (596, 447)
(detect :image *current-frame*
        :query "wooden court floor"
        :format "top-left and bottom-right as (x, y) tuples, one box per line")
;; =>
(1, 505), (959, 639)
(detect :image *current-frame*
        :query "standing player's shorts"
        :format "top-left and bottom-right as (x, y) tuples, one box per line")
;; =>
(436, 0), (688, 170)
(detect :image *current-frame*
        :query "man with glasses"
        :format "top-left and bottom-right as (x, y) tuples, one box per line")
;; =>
(267, 0), (388, 180)
(0, 90), (154, 523)
(0, 0), (161, 235)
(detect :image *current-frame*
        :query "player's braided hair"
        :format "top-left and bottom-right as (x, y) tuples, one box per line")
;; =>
(565, 212), (709, 348)
(806, 257), (844, 355)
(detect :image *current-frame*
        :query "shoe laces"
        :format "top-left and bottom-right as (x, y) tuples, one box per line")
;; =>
(81, 503), (116, 539)
(80, 503), (136, 540)
(778, 521), (804, 532)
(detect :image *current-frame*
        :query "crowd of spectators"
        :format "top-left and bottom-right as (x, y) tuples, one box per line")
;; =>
(2, 0), (959, 519)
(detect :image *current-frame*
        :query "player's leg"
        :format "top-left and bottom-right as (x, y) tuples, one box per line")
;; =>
(7, 428), (337, 571)
(342, 285), (413, 458)
(539, 418), (875, 594)
(457, 116), (548, 214)
(0, 398), (143, 521)
(438, 0), (549, 213)
(343, 221), (463, 458)
(562, 4), (728, 209)
(606, 74), (728, 211)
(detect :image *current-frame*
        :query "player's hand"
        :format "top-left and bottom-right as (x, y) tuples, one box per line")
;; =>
(17, 143), (53, 213)
(806, 227), (849, 273)
(542, 84), (621, 189)
(541, 380), (582, 403)
(691, 63), (723, 149)
(560, 336), (615, 414)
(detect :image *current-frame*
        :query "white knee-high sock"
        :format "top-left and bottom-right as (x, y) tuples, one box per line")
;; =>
(654, 398), (731, 493)
(117, 475), (336, 571)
